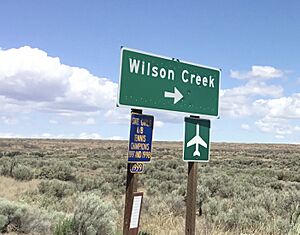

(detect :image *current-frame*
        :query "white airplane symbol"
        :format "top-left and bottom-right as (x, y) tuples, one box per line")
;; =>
(187, 124), (207, 157)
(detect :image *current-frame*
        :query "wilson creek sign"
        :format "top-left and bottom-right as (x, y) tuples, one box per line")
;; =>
(118, 48), (221, 118)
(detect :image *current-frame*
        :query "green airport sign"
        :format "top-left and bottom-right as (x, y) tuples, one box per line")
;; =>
(183, 117), (210, 162)
(118, 48), (221, 117)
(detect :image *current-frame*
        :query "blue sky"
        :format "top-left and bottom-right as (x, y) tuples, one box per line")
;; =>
(0, 0), (299, 143)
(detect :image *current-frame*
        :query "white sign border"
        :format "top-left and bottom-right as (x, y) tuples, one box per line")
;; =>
(182, 117), (211, 163)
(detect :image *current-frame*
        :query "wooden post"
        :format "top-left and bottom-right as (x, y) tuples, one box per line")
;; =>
(123, 109), (142, 235)
(185, 162), (198, 235)
(185, 115), (199, 235)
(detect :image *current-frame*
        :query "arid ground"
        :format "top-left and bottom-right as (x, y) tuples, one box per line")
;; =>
(0, 139), (299, 235)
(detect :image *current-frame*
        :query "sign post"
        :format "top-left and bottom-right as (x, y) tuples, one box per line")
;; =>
(185, 161), (197, 235)
(123, 110), (154, 235)
(184, 116), (211, 235)
(123, 109), (141, 235)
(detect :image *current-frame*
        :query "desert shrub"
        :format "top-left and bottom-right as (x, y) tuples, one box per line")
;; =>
(54, 217), (74, 235)
(165, 195), (185, 216)
(3, 151), (21, 157)
(147, 197), (168, 216)
(146, 185), (159, 196)
(75, 177), (106, 192)
(0, 214), (8, 232)
(38, 162), (75, 181)
(0, 197), (65, 234)
(39, 180), (76, 199)
(31, 152), (45, 158)
(12, 165), (34, 181)
(73, 193), (117, 235)
(138, 231), (151, 235)
(146, 195), (184, 216)
(289, 212), (300, 235)
(0, 157), (16, 177)
(159, 181), (177, 194)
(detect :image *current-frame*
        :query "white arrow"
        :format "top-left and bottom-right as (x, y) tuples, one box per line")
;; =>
(164, 87), (183, 104)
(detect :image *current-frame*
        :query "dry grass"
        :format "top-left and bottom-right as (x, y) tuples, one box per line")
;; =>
(0, 176), (39, 201)
(140, 215), (247, 235)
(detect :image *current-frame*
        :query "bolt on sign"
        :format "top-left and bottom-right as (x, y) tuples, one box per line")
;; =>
(183, 117), (210, 162)
(128, 113), (154, 163)
(118, 47), (221, 118)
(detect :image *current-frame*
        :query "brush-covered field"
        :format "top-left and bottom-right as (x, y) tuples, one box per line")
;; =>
(0, 139), (299, 235)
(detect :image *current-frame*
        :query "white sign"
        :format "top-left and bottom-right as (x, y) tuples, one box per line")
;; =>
(129, 195), (142, 229)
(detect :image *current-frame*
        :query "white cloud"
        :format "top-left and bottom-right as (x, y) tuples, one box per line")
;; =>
(252, 93), (300, 139)
(0, 132), (109, 139)
(104, 108), (131, 124)
(223, 65), (298, 140)
(230, 66), (284, 80)
(0, 132), (24, 138)
(241, 124), (250, 130)
(79, 132), (101, 139)
(0, 46), (118, 115)
(49, 119), (58, 124)
(220, 81), (283, 118)
(155, 120), (164, 128)
(71, 117), (96, 125)
(255, 116), (299, 137)
(106, 136), (125, 140)
(253, 93), (300, 119)
(222, 81), (283, 98)
(275, 135), (284, 139)
(1, 116), (18, 125)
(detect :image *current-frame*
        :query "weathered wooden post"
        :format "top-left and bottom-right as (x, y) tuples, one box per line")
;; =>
(123, 109), (141, 235)
(185, 161), (198, 235)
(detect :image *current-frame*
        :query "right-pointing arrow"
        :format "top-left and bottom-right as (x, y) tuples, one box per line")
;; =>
(164, 87), (183, 104)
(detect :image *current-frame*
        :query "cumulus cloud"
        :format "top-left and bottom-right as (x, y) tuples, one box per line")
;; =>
(222, 81), (283, 98)
(71, 117), (96, 125)
(104, 109), (131, 124)
(253, 93), (300, 119)
(155, 120), (164, 128)
(0, 46), (118, 114)
(220, 81), (283, 118)
(106, 136), (125, 140)
(255, 116), (296, 136)
(230, 65), (284, 80)
(49, 119), (58, 124)
(0, 132), (24, 138)
(223, 65), (299, 140)
(251, 93), (300, 139)
(0, 47), (297, 142)
(1, 116), (18, 125)
(241, 124), (250, 130)
(0, 132), (105, 139)
(78, 132), (101, 139)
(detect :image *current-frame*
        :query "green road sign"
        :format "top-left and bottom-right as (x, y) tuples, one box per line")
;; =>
(183, 117), (210, 162)
(118, 48), (221, 118)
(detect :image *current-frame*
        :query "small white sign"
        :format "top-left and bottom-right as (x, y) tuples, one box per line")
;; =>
(129, 195), (142, 229)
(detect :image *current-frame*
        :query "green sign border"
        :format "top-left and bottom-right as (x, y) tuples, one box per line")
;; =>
(117, 47), (222, 119)
(183, 117), (211, 163)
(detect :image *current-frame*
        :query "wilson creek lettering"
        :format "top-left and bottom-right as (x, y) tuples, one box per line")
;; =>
(129, 58), (216, 88)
